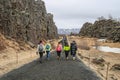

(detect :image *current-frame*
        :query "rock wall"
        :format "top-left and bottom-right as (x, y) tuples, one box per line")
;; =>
(79, 19), (120, 42)
(0, 0), (58, 44)
(46, 13), (58, 39)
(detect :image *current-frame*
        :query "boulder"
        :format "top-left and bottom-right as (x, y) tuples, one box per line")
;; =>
(111, 64), (120, 70)
(92, 57), (105, 66)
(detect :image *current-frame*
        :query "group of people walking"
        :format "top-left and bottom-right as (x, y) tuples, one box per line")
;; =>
(36, 40), (51, 63)
(36, 36), (77, 63)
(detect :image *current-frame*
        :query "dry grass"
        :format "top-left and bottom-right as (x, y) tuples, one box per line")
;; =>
(0, 33), (6, 51)
(68, 36), (120, 80)
(78, 40), (90, 50)
(0, 41), (6, 51)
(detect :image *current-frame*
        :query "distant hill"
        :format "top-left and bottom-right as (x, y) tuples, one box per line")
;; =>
(58, 28), (80, 35)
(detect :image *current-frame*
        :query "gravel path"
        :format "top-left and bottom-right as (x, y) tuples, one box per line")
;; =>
(0, 52), (101, 80)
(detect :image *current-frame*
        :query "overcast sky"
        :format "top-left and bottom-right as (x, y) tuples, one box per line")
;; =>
(43, 0), (120, 29)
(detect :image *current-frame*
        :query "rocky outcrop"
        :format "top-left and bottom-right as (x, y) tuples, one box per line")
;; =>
(46, 13), (58, 39)
(92, 57), (105, 66)
(111, 64), (120, 70)
(0, 0), (58, 45)
(0, 33), (6, 51)
(79, 19), (120, 42)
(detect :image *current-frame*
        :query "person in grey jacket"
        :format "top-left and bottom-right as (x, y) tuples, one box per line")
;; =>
(36, 40), (45, 63)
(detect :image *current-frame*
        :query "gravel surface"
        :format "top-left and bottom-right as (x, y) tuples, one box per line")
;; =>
(0, 52), (101, 80)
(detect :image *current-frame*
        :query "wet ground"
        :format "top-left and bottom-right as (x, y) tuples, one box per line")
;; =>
(0, 52), (101, 80)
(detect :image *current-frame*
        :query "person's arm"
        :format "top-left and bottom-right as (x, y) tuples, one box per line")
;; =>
(61, 45), (63, 50)
(42, 44), (46, 53)
(63, 46), (65, 51)
(43, 44), (45, 51)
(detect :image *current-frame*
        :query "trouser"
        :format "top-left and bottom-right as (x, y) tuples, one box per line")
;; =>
(72, 52), (76, 57)
(65, 51), (69, 58)
(39, 52), (43, 62)
(70, 50), (72, 55)
(57, 51), (61, 57)
(46, 51), (50, 59)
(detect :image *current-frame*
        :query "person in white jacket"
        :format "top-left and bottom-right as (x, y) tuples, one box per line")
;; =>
(36, 40), (45, 63)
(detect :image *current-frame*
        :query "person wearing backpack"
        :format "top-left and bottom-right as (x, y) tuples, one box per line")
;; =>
(56, 42), (62, 60)
(70, 41), (77, 60)
(61, 35), (67, 48)
(45, 41), (51, 60)
(36, 40), (45, 63)
(63, 42), (70, 60)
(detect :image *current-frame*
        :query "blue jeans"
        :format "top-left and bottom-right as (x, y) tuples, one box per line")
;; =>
(46, 51), (50, 59)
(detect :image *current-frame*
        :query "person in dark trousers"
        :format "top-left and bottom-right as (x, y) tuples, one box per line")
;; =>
(36, 40), (45, 63)
(56, 42), (62, 60)
(63, 42), (70, 60)
(70, 41), (77, 60)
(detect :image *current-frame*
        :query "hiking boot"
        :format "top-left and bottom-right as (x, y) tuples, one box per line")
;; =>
(57, 56), (60, 60)
(39, 61), (42, 63)
(66, 57), (69, 60)
(73, 57), (75, 60)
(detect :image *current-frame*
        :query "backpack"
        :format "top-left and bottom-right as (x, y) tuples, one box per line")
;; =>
(56, 45), (62, 51)
(71, 43), (77, 51)
(46, 44), (50, 49)
(39, 44), (44, 52)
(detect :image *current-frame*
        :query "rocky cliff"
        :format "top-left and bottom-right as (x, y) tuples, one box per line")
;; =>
(79, 19), (120, 42)
(0, 0), (58, 45)
(46, 13), (58, 39)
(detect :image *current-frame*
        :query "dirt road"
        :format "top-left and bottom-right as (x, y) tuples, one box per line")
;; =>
(0, 52), (101, 80)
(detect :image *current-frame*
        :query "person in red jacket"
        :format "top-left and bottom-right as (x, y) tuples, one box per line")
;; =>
(56, 42), (62, 60)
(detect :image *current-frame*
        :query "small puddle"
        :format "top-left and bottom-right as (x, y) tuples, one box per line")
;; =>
(93, 46), (120, 53)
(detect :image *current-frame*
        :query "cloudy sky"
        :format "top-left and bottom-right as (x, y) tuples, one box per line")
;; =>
(43, 0), (120, 29)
